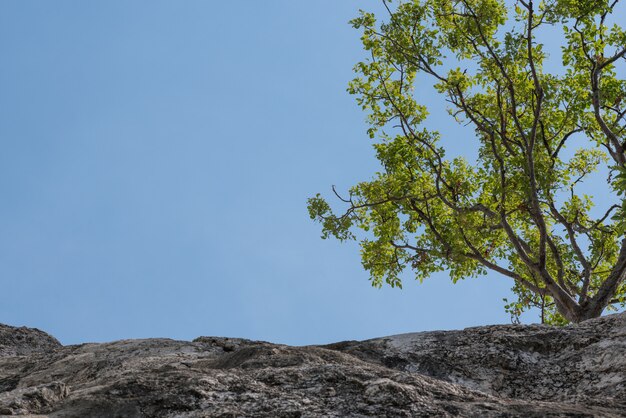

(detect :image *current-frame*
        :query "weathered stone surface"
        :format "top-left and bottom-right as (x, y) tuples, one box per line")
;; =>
(326, 310), (626, 409)
(0, 313), (624, 417)
(0, 324), (61, 357)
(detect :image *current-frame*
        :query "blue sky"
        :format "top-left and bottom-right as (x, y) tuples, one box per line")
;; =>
(0, 1), (595, 345)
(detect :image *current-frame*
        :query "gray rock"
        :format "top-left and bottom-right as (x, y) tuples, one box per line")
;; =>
(325, 311), (626, 409)
(0, 313), (624, 417)
(0, 324), (61, 357)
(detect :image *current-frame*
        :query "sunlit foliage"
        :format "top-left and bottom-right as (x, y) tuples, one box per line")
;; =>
(309, 0), (626, 323)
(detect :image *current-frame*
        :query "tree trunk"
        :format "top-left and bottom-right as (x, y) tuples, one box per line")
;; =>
(550, 239), (626, 323)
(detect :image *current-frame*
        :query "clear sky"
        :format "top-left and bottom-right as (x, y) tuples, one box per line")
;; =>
(1, 0), (601, 345)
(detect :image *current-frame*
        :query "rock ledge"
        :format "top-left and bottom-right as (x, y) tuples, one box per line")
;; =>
(1, 313), (624, 417)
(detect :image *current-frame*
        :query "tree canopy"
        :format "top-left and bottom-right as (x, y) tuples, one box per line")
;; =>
(308, 0), (626, 324)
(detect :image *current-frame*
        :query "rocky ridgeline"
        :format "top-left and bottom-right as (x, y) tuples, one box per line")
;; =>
(0, 313), (624, 417)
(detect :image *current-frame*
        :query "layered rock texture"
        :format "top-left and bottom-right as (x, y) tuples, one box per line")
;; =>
(0, 313), (624, 417)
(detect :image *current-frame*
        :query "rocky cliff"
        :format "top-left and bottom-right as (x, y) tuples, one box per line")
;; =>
(0, 313), (624, 417)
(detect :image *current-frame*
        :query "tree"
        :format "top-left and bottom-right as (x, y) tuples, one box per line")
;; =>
(308, 0), (626, 324)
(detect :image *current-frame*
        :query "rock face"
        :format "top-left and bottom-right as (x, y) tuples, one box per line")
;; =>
(0, 324), (61, 357)
(0, 314), (624, 417)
